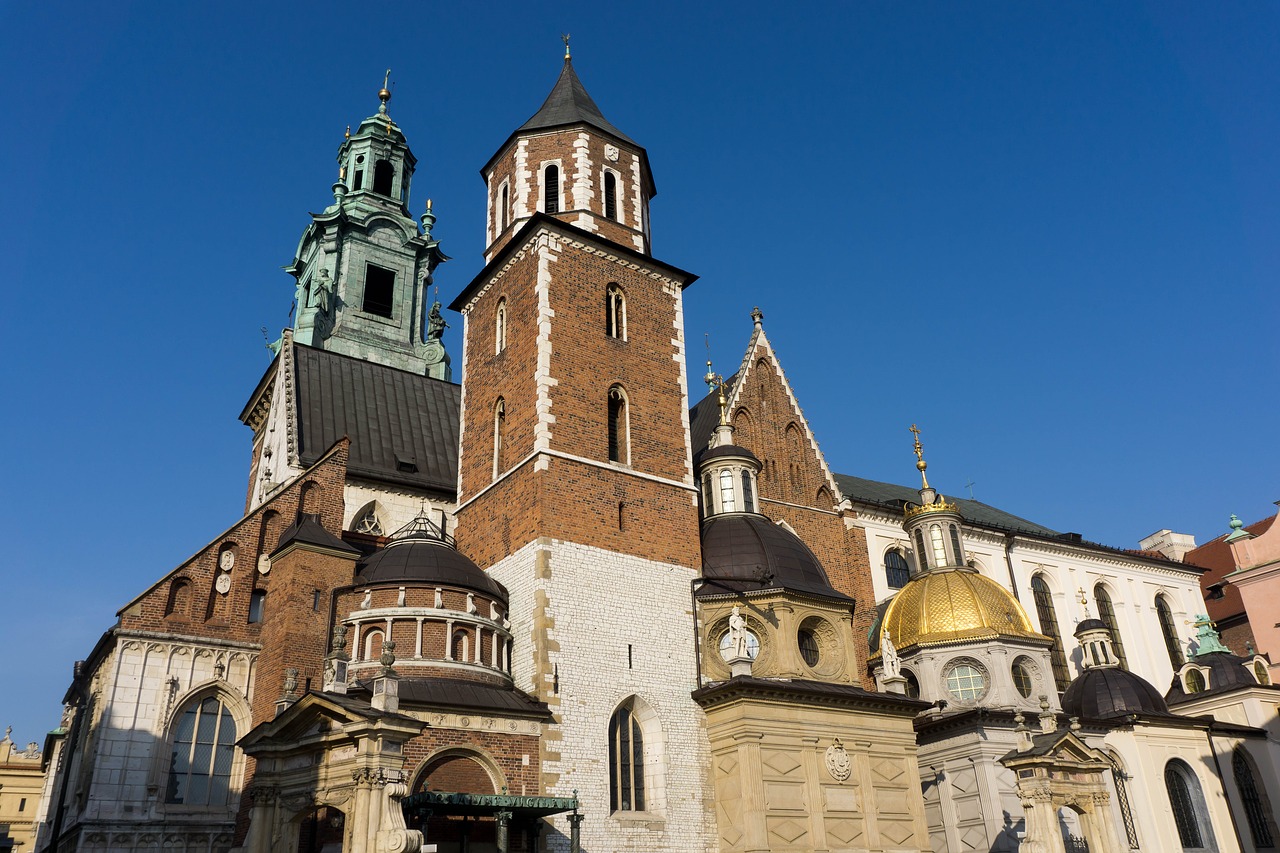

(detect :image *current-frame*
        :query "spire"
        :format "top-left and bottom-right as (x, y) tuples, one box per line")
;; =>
(516, 55), (636, 144)
(1189, 614), (1233, 658)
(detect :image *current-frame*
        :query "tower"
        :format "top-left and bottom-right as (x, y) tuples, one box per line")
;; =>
(451, 51), (714, 852)
(287, 75), (451, 378)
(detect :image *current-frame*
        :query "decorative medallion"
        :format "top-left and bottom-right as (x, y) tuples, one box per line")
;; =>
(604, 144), (619, 162)
(257, 553), (271, 575)
(219, 550), (235, 572)
(215, 574), (232, 595)
(825, 738), (852, 782)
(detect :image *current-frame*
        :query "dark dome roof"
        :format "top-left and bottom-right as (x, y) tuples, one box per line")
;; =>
(357, 539), (506, 601)
(1062, 667), (1169, 719)
(1166, 652), (1265, 705)
(696, 444), (761, 468)
(1074, 618), (1108, 635)
(700, 514), (846, 600)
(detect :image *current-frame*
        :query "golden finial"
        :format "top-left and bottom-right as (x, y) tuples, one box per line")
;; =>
(562, 33), (571, 60)
(426, 198), (432, 211)
(910, 424), (930, 490)
(344, 125), (351, 139)
(378, 69), (392, 113)
(703, 340), (729, 427)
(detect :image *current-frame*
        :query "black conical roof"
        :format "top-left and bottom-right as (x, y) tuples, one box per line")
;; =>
(517, 59), (636, 144)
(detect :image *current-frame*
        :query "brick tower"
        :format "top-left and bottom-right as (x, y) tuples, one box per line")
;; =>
(450, 49), (715, 852)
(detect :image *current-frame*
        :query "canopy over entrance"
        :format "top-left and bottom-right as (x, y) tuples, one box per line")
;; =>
(402, 791), (584, 853)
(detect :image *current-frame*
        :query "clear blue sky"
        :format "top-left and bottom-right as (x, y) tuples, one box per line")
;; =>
(1, 2), (1276, 743)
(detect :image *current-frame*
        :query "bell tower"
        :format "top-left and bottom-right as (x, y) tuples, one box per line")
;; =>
(287, 74), (451, 378)
(450, 49), (715, 853)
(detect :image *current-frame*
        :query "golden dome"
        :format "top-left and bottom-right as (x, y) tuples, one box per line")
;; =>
(875, 568), (1049, 656)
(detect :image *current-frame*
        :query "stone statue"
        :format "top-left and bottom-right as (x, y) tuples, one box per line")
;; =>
(362, 589), (372, 609)
(310, 268), (333, 314)
(727, 606), (749, 659)
(427, 301), (448, 341)
(881, 628), (901, 679)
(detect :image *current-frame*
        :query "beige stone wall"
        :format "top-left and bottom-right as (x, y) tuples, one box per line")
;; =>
(702, 696), (928, 852)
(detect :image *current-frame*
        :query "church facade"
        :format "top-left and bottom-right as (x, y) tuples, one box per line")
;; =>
(35, 53), (1280, 853)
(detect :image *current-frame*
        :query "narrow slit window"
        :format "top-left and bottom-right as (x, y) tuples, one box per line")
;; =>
(544, 164), (560, 214)
(498, 184), (509, 233)
(1031, 575), (1071, 691)
(1157, 594), (1185, 669)
(607, 386), (628, 463)
(606, 284), (626, 339)
(493, 398), (506, 480)
(604, 171), (617, 220)
(495, 299), (507, 354)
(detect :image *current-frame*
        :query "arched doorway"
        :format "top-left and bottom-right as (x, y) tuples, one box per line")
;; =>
(412, 751), (523, 853)
(296, 805), (345, 853)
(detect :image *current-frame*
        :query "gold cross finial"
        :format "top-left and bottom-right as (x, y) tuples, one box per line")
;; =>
(910, 424), (929, 489)
(562, 33), (571, 60)
(1078, 587), (1089, 610)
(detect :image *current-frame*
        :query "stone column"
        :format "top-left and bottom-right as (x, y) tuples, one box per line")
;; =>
(567, 811), (584, 853)
(495, 810), (512, 853)
(445, 620), (454, 659)
(244, 786), (278, 853)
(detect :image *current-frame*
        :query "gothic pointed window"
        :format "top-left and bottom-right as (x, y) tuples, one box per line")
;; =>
(885, 548), (910, 590)
(1030, 575), (1071, 692)
(544, 164), (560, 214)
(353, 504), (383, 536)
(609, 705), (645, 811)
(373, 160), (394, 196)
(606, 284), (626, 339)
(604, 171), (618, 220)
(495, 298), (507, 354)
(1233, 747), (1277, 848)
(492, 398), (506, 480)
(607, 385), (629, 464)
(1093, 584), (1128, 669)
(1157, 594), (1185, 669)
(165, 695), (238, 807)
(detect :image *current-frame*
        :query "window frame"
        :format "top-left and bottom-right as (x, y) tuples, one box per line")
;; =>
(608, 704), (646, 812)
(542, 163), (562, 214)
(1030, 574), (1071, 692)
(884, 548), (911, 590)
(605, 283), (627, 340)
(162, 692), (244, 811)
(1157, 594), (1186, 669)
(607, 385), (630, 465)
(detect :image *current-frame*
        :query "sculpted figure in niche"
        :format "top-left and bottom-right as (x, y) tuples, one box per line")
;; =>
(427, 301), (448, 340)
(310, 268), (333, 314)
(362, 589), (373, 609)
(881, 628), (900, 679)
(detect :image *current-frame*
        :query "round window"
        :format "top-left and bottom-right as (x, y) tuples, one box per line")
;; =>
(945, 662), (987, 702)
(719, 630), (760, 661)
(798, 629), (820, 666)
(1012, 660), (1034, 698)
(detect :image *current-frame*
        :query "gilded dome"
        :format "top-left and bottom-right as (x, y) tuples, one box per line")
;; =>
(875, 568), (1048, 655)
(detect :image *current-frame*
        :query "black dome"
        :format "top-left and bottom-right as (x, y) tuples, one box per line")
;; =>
(700, 514), (846, 600)
(1074, 618), (1107, 635)
(1166, 652), (1264, 705)
(695, 444), (761, 468)
(1061, 667), (1169, 719)
(357, 539), (506, 601)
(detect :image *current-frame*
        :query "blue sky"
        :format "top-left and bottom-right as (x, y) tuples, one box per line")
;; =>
(1, 2), (1276, 742)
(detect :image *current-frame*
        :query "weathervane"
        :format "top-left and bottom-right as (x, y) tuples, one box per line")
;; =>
(562, 33), (571, 60)
(910, 424), (930, 490)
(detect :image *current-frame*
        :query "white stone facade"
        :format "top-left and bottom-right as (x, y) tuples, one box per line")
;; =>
(489, 537), (717, 853)
(47, 631), (257, 853)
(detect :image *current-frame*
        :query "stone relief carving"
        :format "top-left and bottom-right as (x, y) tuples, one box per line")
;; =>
(825, 738), (853, 782)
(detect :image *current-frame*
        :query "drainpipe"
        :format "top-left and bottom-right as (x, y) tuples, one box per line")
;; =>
(1205, 722), (1248, 853)
(1004, 534), (1022, 602)
(690, 578), (706, 688)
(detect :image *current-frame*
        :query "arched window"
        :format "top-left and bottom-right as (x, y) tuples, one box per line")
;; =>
(609, 705), (645, 812)
(718, 469), (736, 512)
(166, 579), (191, 618)
(1093, 584), (1128, 669)
(741, 470), (755, 513)
(929, 524), (947, 568)
(1233, 747), (1277, 848)
(948, 524), (963, 566)
(604, 171), (618, 220)
(1157, 594), (1185, 669)
(247, 590), (266, 624)
(165, 695), (238, 807)
(1165, 759), (1212, 850)
(1030, 575), (1071, 692)
(902, 669), (921, 699)
(885, 549), (910, 590)
(495, 298), (507, 354)
(702, 473), (713, 514)
(606, 284), (626, 339)
(373, 160), (394, 195)
(1185, 668), (1206, 693)
(363, 629), (384, 662)
(543, 164), (560, 214)
(914, 529), (928, 570)
(451, 630), (469, 662)
(353, 504), (383, 536)
(607, 385), (629, 464)
(492, 398), (506, 480)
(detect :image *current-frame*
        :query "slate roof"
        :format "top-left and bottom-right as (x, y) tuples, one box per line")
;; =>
(1061, 666), (1170, 719)
(293, 344), (461, 493)
(272, 512), (360, 558)
(700, 514), (850, 602)
(353, 678), (550, 717)
(517, 59), (636, 145)
(833, 473), (1060, 537)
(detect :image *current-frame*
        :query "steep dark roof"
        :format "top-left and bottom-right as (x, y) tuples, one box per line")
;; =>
(833, 474), (1060, 537)
(1166, 652), (1278, 705)
(517, 59), (636, 144)
(700, 514), (850, 601)
(1061, 667), (1170, 719)
(689, 376), (739, 454)
(293, 344), (460, 493)
(272, 512), (360, 558)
